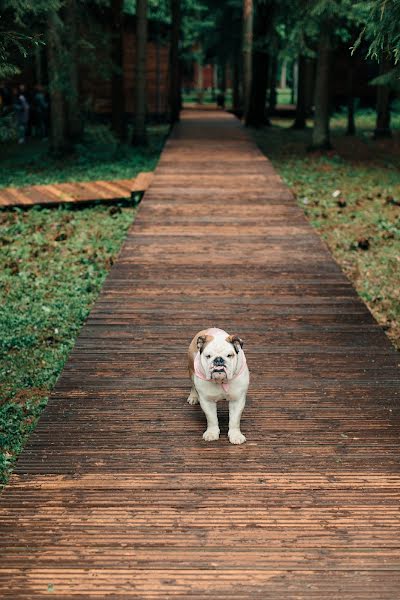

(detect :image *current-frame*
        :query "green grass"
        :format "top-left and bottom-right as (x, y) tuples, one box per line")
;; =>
(0, 124), (167, 485)
(0, 202), (138, 484)
(0, 124), (168, 188)
(252, 110), (400, 351)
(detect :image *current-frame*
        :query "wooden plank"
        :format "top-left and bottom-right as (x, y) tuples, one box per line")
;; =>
(0, 174), (153, 207)
(0, 109), (399, 598)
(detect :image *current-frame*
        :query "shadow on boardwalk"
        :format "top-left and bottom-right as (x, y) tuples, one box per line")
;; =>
(0, 110), (399, 598)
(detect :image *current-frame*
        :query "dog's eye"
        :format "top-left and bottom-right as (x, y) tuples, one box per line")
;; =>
(205, 354), (211, 359)
(227, 353), (234, 358)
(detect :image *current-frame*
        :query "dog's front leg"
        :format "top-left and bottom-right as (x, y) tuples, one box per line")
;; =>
(199, 396), (220, 441)
(228, 395), (246, 444)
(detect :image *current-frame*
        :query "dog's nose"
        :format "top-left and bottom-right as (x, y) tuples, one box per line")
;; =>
(213, 356), (225, 367)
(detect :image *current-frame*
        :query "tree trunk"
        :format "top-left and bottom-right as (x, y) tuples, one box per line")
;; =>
(64, 0), (83, 143)
(217, 60), (226, 107)
(304, 57), (315, 115)
(156, 26), (161, 117)
(268, 54), (278, 115)
(132, 0), (148, 145)
(111, 0), (125, 140)
(242, 0), (253, 118)
(196, 49), (204, 104)
(346, 61), (355, 135)
(311, 24), (332, 150)
(292, 55), (307, 129)
(245, 1), (271, 127)
(374, 59), (392, 139)
(47, 11), (67, 155)
(280, 59), (287, 89)
(232, 49), (242, 115)
(35, 45), (43, 85)
(169, 0), (181, 123)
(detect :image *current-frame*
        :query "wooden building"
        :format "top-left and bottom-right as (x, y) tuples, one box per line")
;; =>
(80, 14), (170, 120)
(6, 12), (170, 121)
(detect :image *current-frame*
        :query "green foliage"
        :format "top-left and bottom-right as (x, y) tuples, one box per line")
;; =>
(0, 201), (136, 484)
(0, 0), (60, 77)
(354, 0), (400, 62)
(124, 0), (170, 21)
(0, 123), (168, 188)
(0, 110), (17, 142)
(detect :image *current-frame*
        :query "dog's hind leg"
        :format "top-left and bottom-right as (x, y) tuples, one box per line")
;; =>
(187, 385), (199, 405)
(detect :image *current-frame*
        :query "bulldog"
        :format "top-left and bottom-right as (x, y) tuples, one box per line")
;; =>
(187, 327), (249, 444)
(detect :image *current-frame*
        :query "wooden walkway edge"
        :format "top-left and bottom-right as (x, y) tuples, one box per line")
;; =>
(0, 172), (153, 207)
(0, 110), (399, 598)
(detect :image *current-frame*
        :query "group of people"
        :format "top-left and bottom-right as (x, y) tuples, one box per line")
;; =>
(0, 83), (50, 144)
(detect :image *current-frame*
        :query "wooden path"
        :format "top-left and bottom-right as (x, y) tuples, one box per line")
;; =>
(0, 172), (153, 207)
(1, 110), (400, 598)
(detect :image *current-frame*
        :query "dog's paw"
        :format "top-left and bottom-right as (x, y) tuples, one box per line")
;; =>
(228, 429), (246, 445)
(187, 391), (199, 405)
(203, 427), (220, 442)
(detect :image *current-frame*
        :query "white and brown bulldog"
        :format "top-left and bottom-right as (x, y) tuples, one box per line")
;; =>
(187, 327), (249, 444)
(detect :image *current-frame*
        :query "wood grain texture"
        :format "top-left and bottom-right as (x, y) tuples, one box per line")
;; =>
(0, 173), (153, 207)
(0, 110), (399, 598)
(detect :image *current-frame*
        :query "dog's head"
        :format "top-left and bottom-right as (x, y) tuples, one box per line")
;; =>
(197, 333), (244, 382)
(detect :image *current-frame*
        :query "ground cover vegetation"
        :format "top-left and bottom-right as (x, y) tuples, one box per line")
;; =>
(254, 110), (400, 351)
(0, 202), (136, 484)
(0, 124), (168, 188)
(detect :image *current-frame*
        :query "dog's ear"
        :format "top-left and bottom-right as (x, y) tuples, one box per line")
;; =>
(227, 334), (244, 354)
(197, 335), (208, 353)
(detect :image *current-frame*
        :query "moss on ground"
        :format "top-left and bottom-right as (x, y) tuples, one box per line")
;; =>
(253, 111), (400, 351)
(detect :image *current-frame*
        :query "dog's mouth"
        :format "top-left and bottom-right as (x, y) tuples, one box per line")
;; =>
(211, 367), (227, 382)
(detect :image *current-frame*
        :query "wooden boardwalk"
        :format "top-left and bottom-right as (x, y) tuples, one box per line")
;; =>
(1, 110), (400, 598)
(0, 172), (153, 207)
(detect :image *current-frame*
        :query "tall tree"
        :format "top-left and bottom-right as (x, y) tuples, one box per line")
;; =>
(242, 0), (253, 118)
(346, 57), (355, 135)
(64, 0), (82, 142)
(310, 22), (332, 150)
(231, 51), (242, 114)
(132, 0), (148, 145)
(292, 55), (308, 129)
(169, 0), (181, 123)
(111, 0), (126, 140)
(47, 10), (68, 155)
(374, 59), (392, 138)
(245, 1), (274, 127)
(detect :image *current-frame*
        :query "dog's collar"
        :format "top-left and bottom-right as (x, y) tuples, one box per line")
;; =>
(194, 351), (247, 393)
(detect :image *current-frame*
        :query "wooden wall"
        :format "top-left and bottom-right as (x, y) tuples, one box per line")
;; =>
(80, 26), (170, 119)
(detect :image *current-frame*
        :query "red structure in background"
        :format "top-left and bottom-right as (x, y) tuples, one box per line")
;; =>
(193, 63), (214, 89)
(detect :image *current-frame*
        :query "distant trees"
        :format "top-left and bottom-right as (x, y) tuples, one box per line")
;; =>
(242, 0), (253, 119)
(169, 0), (181, 123)
(245, 1), (274, 127)
(310, 22), (333, 150)
(111, 0), (126, 141)
(46, 9), (67, 155)
(132, 0), (148, 145)
(1, 0), (399, 156)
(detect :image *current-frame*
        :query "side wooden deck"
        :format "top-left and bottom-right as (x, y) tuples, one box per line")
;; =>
(0, 172), (153, 207)
(0, 110), (399, 598)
